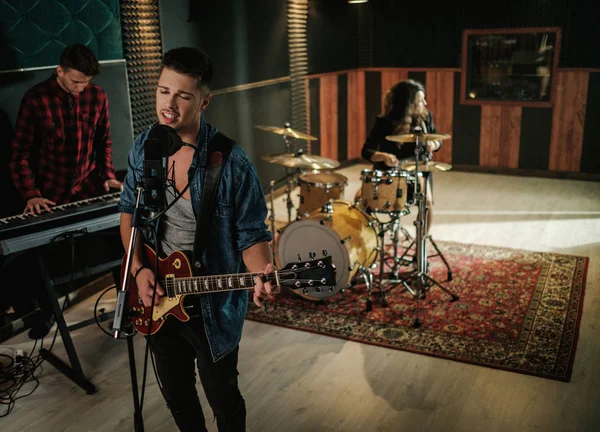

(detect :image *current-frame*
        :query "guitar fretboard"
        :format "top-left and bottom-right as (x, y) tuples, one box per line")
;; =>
(165, 272), (276, 297)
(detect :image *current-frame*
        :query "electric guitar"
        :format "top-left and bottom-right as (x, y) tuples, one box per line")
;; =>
(123, 244), (337, 335)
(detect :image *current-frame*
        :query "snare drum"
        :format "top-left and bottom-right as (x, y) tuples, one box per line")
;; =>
(276, 201), (378, 300)
(359, 169), (410, 214)
(297, 172), (347, 217)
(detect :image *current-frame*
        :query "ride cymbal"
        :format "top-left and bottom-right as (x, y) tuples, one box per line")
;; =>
(400, 161), (452, 172)
(385, 133), (451, 143)
(261, 152), (340, 169)
(255, 125), (318, 141)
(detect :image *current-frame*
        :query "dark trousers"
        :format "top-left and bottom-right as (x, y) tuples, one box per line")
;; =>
(149, 313), (246, 432)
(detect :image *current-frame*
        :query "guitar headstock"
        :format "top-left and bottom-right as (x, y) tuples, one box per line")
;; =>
(277, 253), (337, 296)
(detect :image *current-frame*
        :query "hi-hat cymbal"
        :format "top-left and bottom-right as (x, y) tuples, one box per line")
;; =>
(385, 133), (451, 143)
(261, 152), (340, 169)
(255, 125), (318, 141)
(400, 161), (452, 172)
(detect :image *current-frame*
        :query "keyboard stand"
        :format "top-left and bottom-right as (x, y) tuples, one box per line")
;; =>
(0, 193), (123, 393)
(35, 248), (97, 394)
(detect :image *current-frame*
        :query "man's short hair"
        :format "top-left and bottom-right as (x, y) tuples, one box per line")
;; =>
(59, 44), (100, 77)
(161, 47), (213, 94)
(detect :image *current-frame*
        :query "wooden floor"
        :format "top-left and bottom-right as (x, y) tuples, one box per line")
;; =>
(2, 164), (600, 432)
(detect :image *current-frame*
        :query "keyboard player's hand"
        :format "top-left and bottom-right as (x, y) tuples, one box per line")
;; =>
(104, 178), (123, 192)
(24, 197), (56, 215)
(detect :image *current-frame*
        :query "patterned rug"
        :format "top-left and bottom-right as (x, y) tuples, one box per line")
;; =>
(246, 241), (589, 381)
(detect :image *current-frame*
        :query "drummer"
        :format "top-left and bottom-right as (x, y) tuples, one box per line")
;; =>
(360, 79), (442, 233)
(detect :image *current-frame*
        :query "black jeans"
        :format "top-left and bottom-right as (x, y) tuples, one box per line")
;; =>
(149, 313), (246, 432)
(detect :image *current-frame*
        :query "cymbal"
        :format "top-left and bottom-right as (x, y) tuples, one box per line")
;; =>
(385, 133), (451, 143)
(255, 125), (318, 141)
(400, 161), (453, 172)
(261, 152), (340, 169)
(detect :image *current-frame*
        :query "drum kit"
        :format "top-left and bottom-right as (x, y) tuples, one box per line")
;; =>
(257, 123), (459, 327)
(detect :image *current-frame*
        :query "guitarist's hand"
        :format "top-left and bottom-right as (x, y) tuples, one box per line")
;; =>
(136, 268), (165, 307)
(253, 263), (280, 307)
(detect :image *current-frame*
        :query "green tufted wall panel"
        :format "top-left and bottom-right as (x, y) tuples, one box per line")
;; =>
(0, 0), (123, 70)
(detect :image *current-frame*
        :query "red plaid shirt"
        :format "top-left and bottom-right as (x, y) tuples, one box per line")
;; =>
(10, 74), (116, 204)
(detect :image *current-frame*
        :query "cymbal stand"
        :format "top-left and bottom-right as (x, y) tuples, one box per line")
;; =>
(268, 169), (299, 228)
(398, 135), (458, 327)
(282, 133), (297, 222)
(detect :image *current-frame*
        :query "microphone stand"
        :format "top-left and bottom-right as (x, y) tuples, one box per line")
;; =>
(112, 182), (147, 432)
(112, 123), (173, 431)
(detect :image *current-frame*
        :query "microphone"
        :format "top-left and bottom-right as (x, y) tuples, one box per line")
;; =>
(143, 125), (181, 210)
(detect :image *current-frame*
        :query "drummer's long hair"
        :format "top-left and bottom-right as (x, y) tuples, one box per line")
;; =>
(383, 79), (429, 134)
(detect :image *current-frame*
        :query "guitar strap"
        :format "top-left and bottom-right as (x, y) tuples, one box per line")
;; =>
(191, 131), (235, 275)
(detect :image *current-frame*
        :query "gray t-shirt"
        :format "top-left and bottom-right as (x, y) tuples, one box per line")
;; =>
(160, 185), (196, 256)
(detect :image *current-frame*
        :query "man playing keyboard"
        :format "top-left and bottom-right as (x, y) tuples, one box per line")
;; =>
(10, 43), (122, 215)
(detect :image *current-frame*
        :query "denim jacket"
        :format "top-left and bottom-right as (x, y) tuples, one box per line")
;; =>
(117, 115), (272, 362)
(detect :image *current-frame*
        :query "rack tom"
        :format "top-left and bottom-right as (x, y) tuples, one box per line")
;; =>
(297, 172), (347, 217)
(359, 169), (411, 214)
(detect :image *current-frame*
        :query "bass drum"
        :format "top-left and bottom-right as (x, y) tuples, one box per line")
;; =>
(275, 201), (378, 300)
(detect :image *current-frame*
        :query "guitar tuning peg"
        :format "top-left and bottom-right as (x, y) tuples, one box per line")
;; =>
(322, 249), (328, 257)
(309, 251), (316, 259)
(298, 254), (302, 262)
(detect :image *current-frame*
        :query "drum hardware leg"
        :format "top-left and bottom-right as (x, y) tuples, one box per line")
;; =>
(425, 235), (455, 286)
(368, 271), (375, 311)
(340, 282), (352, 294)
(359, 266), (374, 312)
(413, 276), (423, 328)
(376, 228), (390, 308)
(390, 216), (402, 278)
(400, 226), (413, 243)
(421, 272), (458, 302)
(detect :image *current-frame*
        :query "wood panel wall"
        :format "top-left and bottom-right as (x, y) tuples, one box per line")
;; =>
(380, 70), (408, 111)
(549, 71), (589, 172)
(318, 75), (338, 160)
(306, 68), (599, 177)
(347, 71), (366, 160)
(425, 71), (454, 164)
(480, 106), (522, 168)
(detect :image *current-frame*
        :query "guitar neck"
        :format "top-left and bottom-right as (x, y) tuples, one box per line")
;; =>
(166, 271), (278, 297)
